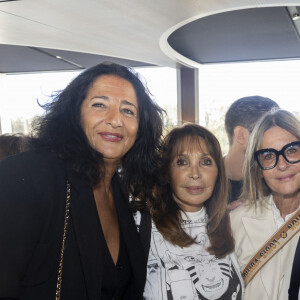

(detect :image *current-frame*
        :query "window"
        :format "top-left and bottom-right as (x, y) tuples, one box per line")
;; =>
(198, 60), (300, 154)
(0, 67), (177, 134)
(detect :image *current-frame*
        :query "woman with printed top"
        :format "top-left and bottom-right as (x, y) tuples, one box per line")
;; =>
(134, 123), (244, 300)
(230, 109), (300, 300)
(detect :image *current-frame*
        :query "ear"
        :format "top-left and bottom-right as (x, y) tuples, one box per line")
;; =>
(233, 126), (250, 148)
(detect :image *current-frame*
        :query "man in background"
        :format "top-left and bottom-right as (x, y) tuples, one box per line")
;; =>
(224, 96), (279, 203)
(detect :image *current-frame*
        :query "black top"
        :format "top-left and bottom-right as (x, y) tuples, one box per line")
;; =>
(0, 150), (147, 300)
(101, 223), (132, 299)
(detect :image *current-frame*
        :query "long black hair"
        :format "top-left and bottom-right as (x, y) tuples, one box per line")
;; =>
(30, 62), (165, 197)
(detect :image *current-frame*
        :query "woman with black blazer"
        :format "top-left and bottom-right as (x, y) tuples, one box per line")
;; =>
(0, 62), (164, 300)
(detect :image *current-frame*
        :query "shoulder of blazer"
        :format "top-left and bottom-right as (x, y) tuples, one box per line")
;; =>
(0, 150), (69, 296)
(230, 197), (273, 223)
(0, 150), (66, 179)
(0, 149), (69, 243)
(0, 149), (67, 199)
(230, 203), (253, 225)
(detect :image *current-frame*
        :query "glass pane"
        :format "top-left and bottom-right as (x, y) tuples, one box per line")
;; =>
(198, 60), (300, 155)
(0, 66), (177, 135)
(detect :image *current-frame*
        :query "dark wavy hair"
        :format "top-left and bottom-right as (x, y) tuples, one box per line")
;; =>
(30, 62), (165, 196)
(150, 123), (234, 257)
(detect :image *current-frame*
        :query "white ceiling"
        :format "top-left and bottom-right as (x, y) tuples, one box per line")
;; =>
(2, 0), (300, 71)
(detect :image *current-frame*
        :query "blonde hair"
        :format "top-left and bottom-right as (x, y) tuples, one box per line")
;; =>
(241, 109), (300, 203)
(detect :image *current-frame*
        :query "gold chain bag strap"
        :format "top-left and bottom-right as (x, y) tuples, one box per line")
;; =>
(242, 207), (300, 286)
(55, 181), (71, 300)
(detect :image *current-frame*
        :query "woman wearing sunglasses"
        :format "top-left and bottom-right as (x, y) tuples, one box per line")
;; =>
(230, 109), (300, 300)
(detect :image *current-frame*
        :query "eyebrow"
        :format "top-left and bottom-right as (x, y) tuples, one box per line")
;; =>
(122, 99), (138, 109)
(91, 95), (108, 100)
(90, 96), (137, 109)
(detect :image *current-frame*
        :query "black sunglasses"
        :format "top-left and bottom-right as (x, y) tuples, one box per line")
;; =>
(254, 141), (300, 170)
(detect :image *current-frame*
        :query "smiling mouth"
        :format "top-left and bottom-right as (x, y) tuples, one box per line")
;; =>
(277, 174), (294, 181)
(100, 132), (123, 142)
(202, 279), (223, 292)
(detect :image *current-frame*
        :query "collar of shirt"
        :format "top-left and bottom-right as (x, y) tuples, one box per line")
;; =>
(181, 206), (207, 222)
(271, 196), (300, 229)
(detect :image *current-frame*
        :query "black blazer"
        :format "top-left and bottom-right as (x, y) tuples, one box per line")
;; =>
(0, 151), (147, 300)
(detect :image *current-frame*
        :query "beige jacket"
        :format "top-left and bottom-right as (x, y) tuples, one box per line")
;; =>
(230, 195), (299, 300)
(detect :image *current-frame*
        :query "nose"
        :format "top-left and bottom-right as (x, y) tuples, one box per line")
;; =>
(206, 276), (216, 283)
(277, 154), (288, 171)
(189, 165), (201, 180)
(105, 106), (122, 128)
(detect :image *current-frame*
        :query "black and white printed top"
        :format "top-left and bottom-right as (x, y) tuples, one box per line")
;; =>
(135, 207), (244, 300)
